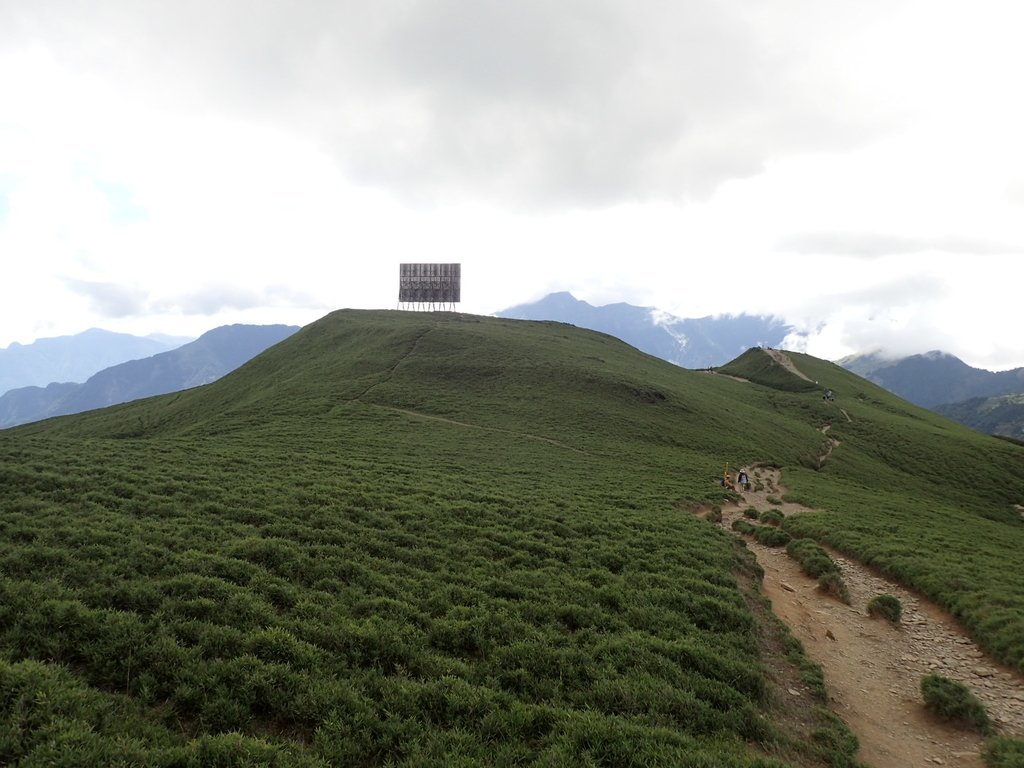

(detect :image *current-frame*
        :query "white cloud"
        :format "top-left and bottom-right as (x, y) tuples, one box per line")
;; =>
(777, 233), (1024, 258)
(2, 0), (1024, 371)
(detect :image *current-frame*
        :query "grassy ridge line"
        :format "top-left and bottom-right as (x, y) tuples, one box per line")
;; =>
(0, 312), (858, 766)
(18, 312), (828, 496)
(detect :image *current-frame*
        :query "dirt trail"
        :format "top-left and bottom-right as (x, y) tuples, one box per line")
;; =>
(718, 467), (1024, 768)
(765, 349), (814, 382)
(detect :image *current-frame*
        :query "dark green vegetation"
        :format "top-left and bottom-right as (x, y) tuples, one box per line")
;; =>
(866, 595), (902, 624)
(721, 350), (1024, 673)
(718, 349), (818, 394)
(783, 540), (850, 605)
(784, 540), (841, 581)
(733, 519), (757, 535)
(815, 573), (850, 605)
(732, 520), (792, 548)
(759, 510), (785, 527)
(919, 675), (992, 734)
(754, 528), (791, 548)
(935, 393), (1024, 441)
(1, 313), (1021, 764)
(984, 737), (1024, 768)
(0, 313), (866, 767)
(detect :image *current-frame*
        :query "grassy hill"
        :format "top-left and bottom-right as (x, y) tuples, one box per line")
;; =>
(2, 311), (1022, 766)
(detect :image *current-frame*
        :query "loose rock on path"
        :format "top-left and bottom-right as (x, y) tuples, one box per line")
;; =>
(714, 466), (1024, 768)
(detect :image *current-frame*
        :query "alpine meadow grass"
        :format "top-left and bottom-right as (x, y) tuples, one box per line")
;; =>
(1, 311), (1021, 765)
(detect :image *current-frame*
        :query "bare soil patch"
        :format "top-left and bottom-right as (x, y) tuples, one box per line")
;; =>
(709, 466), (1024, 768)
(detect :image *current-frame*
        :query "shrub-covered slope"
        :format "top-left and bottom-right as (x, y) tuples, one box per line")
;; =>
(1, 312), (1022, 766)
(731, 350), (1024, 672)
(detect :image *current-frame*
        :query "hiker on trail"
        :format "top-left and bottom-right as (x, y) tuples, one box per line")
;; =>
(737, 471), (749, 491)
(823, 388), (834, 401)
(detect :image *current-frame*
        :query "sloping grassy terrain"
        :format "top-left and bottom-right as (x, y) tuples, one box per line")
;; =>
(0, 312), (854, 767)
(723, 349), (1024, 671)
(1, 312), (1021, 765)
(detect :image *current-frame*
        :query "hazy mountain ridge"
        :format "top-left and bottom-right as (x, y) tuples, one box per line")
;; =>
(0, 328), (188, 395)
(495, 292), (793, 368)
(838, 350), (1024, 438)
(838, 350), (1024, 407)
(0, 324), (299, 429)
(933, 393), (1024, 441)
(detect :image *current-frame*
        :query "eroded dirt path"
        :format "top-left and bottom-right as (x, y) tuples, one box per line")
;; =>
(718, 467), (1024, 768)
(765, 348), (814, 382)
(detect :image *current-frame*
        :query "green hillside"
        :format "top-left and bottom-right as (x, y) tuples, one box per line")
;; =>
(721, 351), (1024, 663)
(2, 311), (1022, 766)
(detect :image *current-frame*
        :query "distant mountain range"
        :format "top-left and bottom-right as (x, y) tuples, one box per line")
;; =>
(838, 350), (1024, 440)
(838, 350), (1024, 407)
(0, 324), (299, 429)
(0, 328), (190, 394)
(495, 292), (793, 369)
(933, 395), (1024, 443)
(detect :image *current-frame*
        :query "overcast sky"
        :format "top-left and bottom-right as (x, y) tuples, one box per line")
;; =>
(2, 0), (1023, 369)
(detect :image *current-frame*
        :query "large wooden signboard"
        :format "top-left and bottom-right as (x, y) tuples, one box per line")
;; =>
(399, 263), (461, 310)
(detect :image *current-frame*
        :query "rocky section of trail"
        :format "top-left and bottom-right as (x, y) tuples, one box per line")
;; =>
(713, 466), (1024, 768)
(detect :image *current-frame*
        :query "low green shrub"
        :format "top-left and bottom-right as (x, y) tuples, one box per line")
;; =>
(766, 496), (783, 506)
(983, 736), (1024, 768)
(920, 675), (992, 734)
(743, 507), (760, 520)
(816, 572), (850, 604)
(759, 510), (784, 527)
(785, 539), (840, 580)
(809, 708), (860, 768)
(706, 507), (722, 524)
(753, 527), (791, 547)
(731, 519), (790, 547)
(867, 594), (902, 624)
(731, 519), (756, 535)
